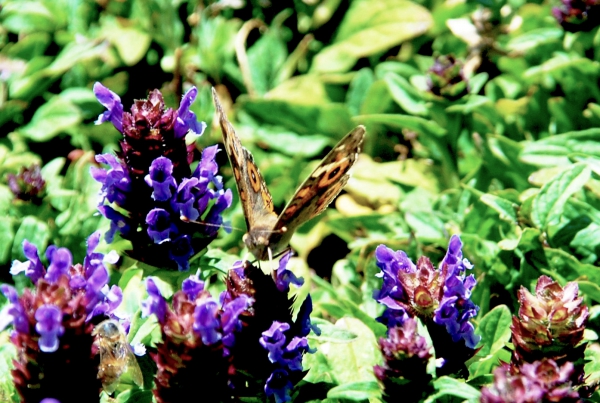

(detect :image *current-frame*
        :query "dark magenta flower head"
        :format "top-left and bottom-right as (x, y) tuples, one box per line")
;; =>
(374, 318), (433, 401)
(222, 253), (318, 400)
(92, 83), (231, 271)
(374, 235), (480, 349)
(141, 273), (252, 403)
(481, 359), (580, 403)
(553, 0), (600, 31)
(1, 231), (123, 403)
(7, 164), (46, 203)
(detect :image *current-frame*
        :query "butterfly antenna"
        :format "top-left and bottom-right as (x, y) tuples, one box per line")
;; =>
(268, 247), (274, 272)
(180, 216), (244, 233)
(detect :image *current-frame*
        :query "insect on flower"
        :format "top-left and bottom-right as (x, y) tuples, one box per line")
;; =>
(93, 319), (144, 394)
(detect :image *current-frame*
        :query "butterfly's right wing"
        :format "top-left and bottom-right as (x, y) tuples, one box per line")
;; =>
(211, 88), (278, 232)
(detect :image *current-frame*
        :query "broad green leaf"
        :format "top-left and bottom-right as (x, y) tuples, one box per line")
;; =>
(18, 96), (82, 141)
(312, 0), (432, 73)
(101, 16), (152, 66)
(520, 128), (600, 167)
(480, 194), (518, 224)
(317, 317), (380, 385)
(327, 381), (381, 400)
(474, 305), (512, 357)
(0, 1), (58, 33)
(310, 318), (358, 343)
(356, 113), (446, 138)
(383, 72), (428, 116)
(11, 216), (50, 260)
(425, 376), (481, 403)
(506, 28), (563, 52)
(532, 163), (591, 230)
(241, 97), (355, 137)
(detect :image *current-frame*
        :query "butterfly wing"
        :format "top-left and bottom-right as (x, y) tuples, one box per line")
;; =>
(268, 126), (366, 251)
(211, 88), (278, 234)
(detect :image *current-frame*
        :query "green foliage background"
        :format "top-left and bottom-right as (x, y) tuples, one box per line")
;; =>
(1, 0), (600, 401)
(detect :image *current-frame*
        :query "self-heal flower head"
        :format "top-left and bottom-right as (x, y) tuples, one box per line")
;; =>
(480, 359), (580, 403)
(7, 164), (46, 203)
(144, 274), (252, 403)
(510, 275), (588, 386)
(374, 318), (433, 401)
(1, 232), (122, 403)
(374, 235), (480, 376)
(223, 254), (317, 400)
(92, 83), (231, 271)
(553, 0), (600, 32)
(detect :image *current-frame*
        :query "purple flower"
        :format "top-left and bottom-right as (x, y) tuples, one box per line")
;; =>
(274, 251), (304, 292)
(41, 399), (61, 403)
(0, 284), (28, 334)
(182, 274), (205, 300)
(91, 153), (131, 205)
(220, 294), (252, 353)
(193, 299), (221, 345)
(142, 278), (167, 324)
(93, 82), (124, 132)
(35, 304), (65, 353)
(146, 208), (177, 243)
(173, 177), (200, 221)
(374, 235), (480, 349)
(10, 240), (45, 283)
(294, 295), (321, 337)
(45, 246), (73, 284)
(265, 369), (293, 403)
(174, 87), (206, 137)
(145, 156), (177, 201)
(260, 322), (290, 364)
(97, 205), (131, 243)
(169, 235), (195, 271)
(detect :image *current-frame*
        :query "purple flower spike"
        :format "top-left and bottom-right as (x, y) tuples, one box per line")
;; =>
(35, 304), (64, 353)
(175, 87), (206, 137)
(274, 251), (303, 292)
(146, 208), (177, 243)
(41, 399), (60, 403)
(194, 145), (220, 180)
(142, 278), (167, 324)
(145, 157), (177, 201)
(10, 240), (45, 283)
(45, 247), (73, 283)
(193, 299), (221, 345)
(93, 82), (124, 132)
(182, 274), (205, 300)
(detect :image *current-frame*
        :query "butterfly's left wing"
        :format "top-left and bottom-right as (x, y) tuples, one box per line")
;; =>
(270, 126), (365, 248)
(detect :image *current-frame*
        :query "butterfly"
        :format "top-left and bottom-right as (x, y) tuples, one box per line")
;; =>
(212, 88), (365, 261)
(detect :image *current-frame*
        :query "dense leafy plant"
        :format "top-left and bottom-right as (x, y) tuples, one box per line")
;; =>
(1, 0), (600, 402)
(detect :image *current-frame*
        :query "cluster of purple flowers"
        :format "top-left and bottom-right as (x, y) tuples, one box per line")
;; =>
(374, 234), (480, 349)
(91, 83), (232, 271)
(0, 232), (123, 403)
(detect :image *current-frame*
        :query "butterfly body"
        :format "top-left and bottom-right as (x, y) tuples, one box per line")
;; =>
(212, 88), (365, 260)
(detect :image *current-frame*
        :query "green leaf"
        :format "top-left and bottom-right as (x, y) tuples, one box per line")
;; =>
(18, 96), (82, 141)
(356, 113), (446, 138)
(0, 1), (59, 34)
(531, 163), (591, 230)
(327, 381), (381, 400)
(11, 216), (50, 260)
(311, 317), (380, 385)
(310, 318), (358, 343)
(480, 194), (518, 224)
(101, 16), (152, 66)
(383, 72), (428, 116)
(425, 376), (481, 403)
(506, 28), (563, 52)
(520, 128), (600, 167)
(311, 0), (432, 73)
(475, 305), (512, 356)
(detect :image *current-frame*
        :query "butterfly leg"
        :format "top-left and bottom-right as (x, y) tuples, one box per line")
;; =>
(268, 247), (275, 272)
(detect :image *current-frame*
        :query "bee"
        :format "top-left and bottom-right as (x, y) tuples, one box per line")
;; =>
(93, 319), (144, 394)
